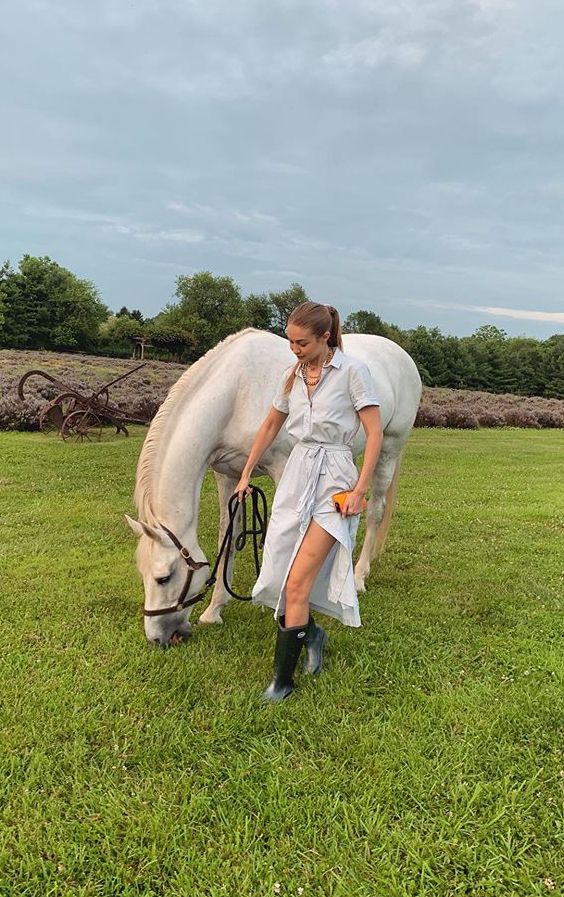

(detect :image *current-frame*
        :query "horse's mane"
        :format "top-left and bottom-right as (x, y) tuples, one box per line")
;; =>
(134, 327), (263, 526)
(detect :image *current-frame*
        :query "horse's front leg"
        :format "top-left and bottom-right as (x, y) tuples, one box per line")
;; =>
(198, 471), (242, 624)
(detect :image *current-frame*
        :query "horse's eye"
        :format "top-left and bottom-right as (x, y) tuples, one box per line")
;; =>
(155, 574), (172, 586)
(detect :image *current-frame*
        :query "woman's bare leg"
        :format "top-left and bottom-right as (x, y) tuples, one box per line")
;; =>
(284, 520), (337, 627)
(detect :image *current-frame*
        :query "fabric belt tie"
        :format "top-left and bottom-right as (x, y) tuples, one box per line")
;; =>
(294, 441), (352, 534)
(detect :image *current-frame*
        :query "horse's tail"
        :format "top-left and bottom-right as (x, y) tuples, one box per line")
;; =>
(371, 454), (403, 561)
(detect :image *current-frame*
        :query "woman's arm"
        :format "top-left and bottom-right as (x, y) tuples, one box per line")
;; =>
(235, 407), (288, 500)
(342, 406), (383, 516)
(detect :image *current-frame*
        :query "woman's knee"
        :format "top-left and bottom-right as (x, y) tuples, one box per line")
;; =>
(285, 574), (311, 606)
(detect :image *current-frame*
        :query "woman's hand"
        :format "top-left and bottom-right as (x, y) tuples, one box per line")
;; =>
(234, 473), (253, 503)
(341, 489), (366, 518)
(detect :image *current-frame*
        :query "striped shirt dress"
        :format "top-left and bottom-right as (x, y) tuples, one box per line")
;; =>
(251, 347), (380, 628)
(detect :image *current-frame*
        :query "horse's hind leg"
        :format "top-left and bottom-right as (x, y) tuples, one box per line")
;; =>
(354, 434), (406, 592)
(198, 471), (242, 624)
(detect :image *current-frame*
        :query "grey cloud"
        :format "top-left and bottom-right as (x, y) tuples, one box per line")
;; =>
(417, 300), (564, 324)
(1, 0), (563, 338)
(478, 306), (564, 323)
(259, 161), (307, 176)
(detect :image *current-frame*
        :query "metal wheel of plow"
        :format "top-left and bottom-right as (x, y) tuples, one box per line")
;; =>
(61, 410), (106, 442)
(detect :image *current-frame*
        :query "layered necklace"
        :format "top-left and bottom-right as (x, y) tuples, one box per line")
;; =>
(301, 346), (335, 387)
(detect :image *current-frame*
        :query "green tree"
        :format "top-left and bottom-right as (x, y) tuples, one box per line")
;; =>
(460, 336), (494, 390)
(509, 338), (546, 396)
(343, 310), (389, 336)
(269, 283), (309, 335)
(472, 324), (508, 343)
(440, 336), (477, 389)
(342, 309), (406, 346)
(148, 324), (194, 362)
(243, 293), (274, 330)
(464, 329), (524, 393)
(405, 326), (449, 387)
(542, 335), (564, 398)
(0, 255), (107, 350)
(485, 342), (519, 394)
(0, 260), (15, 333)
(98, 314), (145, 357)
(160, 271), (246, 359)
(116, 306), (144, 323)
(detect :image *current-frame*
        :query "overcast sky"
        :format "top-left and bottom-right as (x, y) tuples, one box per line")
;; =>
(2, 0), (564, 338)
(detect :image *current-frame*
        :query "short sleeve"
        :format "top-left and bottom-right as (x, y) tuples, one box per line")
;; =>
(349, 362), (380, 412)
(272, 365), (293, 414)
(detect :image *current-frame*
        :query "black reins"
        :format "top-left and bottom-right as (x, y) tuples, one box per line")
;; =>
(143, 485), (268, 618)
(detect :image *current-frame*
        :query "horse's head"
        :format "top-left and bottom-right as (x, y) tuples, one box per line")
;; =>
(125, 515), (210, 647)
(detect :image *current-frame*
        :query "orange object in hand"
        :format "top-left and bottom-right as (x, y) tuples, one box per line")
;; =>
(332, 490), (368, 514)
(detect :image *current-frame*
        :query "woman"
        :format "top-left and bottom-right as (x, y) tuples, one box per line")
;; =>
(234, 302), (382, 702)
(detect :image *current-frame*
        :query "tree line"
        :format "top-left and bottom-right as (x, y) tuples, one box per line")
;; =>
(1, 255), (562, 398)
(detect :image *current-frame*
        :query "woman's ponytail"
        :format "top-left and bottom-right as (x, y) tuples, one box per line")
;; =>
(325, 305), (343, 350)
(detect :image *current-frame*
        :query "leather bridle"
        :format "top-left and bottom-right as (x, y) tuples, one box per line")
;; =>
(143, 523), (210, 617)
(143, 485), (268, 618)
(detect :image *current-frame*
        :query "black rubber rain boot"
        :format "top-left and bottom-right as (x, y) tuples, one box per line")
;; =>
(303, 614), (328, 675)
(262, 615), (307, 702)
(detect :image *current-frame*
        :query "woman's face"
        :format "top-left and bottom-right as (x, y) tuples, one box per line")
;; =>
(286, 323), (331, 363)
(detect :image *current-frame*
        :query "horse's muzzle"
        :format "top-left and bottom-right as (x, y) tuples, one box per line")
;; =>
(146, 618), (193, 648)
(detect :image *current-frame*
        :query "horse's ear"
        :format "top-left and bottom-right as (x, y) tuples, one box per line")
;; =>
(125, 514), (175, 548)
(125, 514), (145, 537)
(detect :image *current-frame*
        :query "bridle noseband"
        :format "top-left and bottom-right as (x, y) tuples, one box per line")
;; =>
(143, 485), (268, 618)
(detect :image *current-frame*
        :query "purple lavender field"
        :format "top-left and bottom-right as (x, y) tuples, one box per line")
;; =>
(1, 349), (563, 431)
(0, 349), (185, 432)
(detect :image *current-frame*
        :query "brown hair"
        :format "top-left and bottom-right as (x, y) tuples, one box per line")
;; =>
(283, 302), (343, 394)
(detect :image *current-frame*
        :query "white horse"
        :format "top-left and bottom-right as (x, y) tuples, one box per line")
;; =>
(126, 328), (422, 646)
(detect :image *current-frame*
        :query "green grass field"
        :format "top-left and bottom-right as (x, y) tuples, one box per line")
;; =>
(0, 428), (563, 897)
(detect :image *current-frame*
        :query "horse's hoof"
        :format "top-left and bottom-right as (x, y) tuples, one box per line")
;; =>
(198, 609), (224, 625)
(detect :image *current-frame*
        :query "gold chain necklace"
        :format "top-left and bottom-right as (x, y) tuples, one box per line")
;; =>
(301, 347), (335, 386)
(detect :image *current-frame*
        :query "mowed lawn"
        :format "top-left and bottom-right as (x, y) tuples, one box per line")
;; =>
(0, 428), (562, 897)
